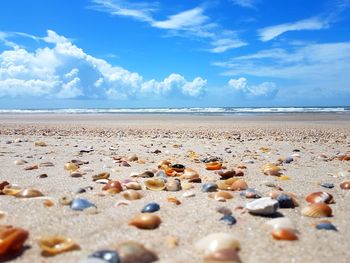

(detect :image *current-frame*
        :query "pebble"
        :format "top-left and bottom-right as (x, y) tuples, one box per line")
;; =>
(202, 182), (218, 192)
(276, 194), (294, 208)
(240, 188), (261, 199)
(219, 215), (236, 225)
(246, 197), (279, 215)
(89, 250), (120, 263)
(315, 221), (337, 231)
(320, 183), (334, 189)
(71, 198), (96, 211)
(141, 202), (160, 213)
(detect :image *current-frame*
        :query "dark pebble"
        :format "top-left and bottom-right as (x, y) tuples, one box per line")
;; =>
(141, 202), (160, 213)
(89, 250), (120, 263)
(219, 215), (237, 225)
(321, 183), (334, 189)
(276, 194), (293, 208)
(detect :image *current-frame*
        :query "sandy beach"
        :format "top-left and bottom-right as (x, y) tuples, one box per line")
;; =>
(0, 113), (350, 263)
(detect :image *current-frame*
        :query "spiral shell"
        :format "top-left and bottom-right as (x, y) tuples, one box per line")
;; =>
(129, 213), (161, 229)
(145, 179), (166, 191)
(301, 203), (332, 217)
(305, 191), (334, 204)
(38, 236), (80, 256)
(0, 226), (29, 256)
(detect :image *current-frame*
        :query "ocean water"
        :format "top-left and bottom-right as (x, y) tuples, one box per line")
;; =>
(0, 107), (349, 115)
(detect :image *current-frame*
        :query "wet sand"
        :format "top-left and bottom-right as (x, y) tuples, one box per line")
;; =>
(0, 113), (349, 263)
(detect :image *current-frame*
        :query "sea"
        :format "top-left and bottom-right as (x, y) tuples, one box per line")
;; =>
(0, 107), (349, 115)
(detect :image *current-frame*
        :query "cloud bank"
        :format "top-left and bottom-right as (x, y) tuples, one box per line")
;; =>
(0, 30), (206, 99)
(228, 77), (278, 99)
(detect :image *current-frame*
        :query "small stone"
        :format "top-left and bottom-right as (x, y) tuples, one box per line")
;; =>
(246, 197), (279, 215)
(202, 182), (218, 192)
(38, 173), (48, 179)
(321, 183), (334, 189)
(72, 187), (86, 194)
(141, 202), (160, 213)
(315, 221), (337, 231)
(89, 250), (120, 263)
(240, 188), (261, 199)
(276, 194), (294, 208)
(71, 198), (96, 211)
(219, 215), (237, 225)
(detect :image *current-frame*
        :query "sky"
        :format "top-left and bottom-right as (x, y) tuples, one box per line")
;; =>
(0, 0), (350, 108)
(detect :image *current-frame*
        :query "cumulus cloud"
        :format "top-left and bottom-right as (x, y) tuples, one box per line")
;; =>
(0, 30), (206, 99)
(228, 77), (278, 99)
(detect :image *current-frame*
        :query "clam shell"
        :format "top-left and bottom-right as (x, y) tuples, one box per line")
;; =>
(180, 168), (200, 180)
(166, 179), (181, 191)
(301, 203), (332, 217)
(14, 159), (27, 165)
(204, 249), (242, 263)
(167, 197), (181, 205)
(271, 228), (298, 241)
(206, 162), (223, 171)
(145, 179), (166, 191)
(102, 181), (123, 193)
(209, 191), (233, 202)
(125, 181), (142, 190)
(126, 154), (138, 162)
(123, 190), (142, 200)
(115, 241), (158, 263)
(305, 191), (334, 204)
(262, 163), (281, 176)
(129, 213), (161, 229)
(64, 162), (79, 172)
(265, 217), (296, 231)
(0, 226), (29, 256)
(340, 181), (350, 189)
(195, 233), (240, 256)
(15, 188), (44, 198)
(38, 236), (80, 256)
(92, 172), (110, 181)
(181, 181), (194, 190)
(231, 180), (248, 191)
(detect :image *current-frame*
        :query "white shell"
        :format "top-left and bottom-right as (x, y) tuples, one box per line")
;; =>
(195, 233), (240, 256)
(265, 217), (296, 231)
(246, 197), (279, 215)
(182, 191), (195, 198)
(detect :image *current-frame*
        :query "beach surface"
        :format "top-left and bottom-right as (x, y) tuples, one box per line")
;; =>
(0, 113), (350, 263)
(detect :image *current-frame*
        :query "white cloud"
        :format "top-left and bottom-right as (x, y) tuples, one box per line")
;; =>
(228, 77), (278, 98)
(231, 0), (258, 8)
(90, 0), (245, 53)
(258, 17), (328, 42)
(0, 30), (206, 99)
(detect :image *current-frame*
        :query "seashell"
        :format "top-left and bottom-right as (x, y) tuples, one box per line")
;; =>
(315, 220), (337, 231)
(92, 172), (110, 181)
(165, 168), (177, 177)
(166, 179), (181, 191)
(131, 171), (154, 178)
(102, 181), (123, 194)
(14, 159), (27, 165)
(262, 163), (281, 176)
(70, 171), (84, 178)
(126, 154), (138, 162)
(35, 140), (47, 147)
(231, 179), (248, 191)
(115, 200), (131, 207)
(64, 162), (79, 172)
(115, 241), (158, 263)
(71, 159), (88, 165)
(337, 154), (350, 161)
(145, 179), (166, 191)
(320, 183), (334, 189)
(123, 190), (142, 200)
(3, 185), (22, 196)
(121, 161), (131, 167)
(219, 215), (236, 225)
(15, 188), (44, 198)
(301, 203), (332, 217)
(89, 250), (120, 263)
(38, 236), (80, 256)
(340, 181), (350, 189)
(246, 197), (279, 216)
(43, 199), (54, 207)
(171, 164), (185, 172)
(202, 182), (218, 192)
(181, 168), (200, 180)
(182, 191), (195, 198)
(305, 192), (334, 204)
(141, 202), (160, 213)
(240, 188), (261, 199)
(0, 181), (10, 192)
(24, 164), (38, 170)
(265, 217), (296, 231)
(95, 179), (109, 184)
(129, 213), (161, 229)
(271, 228), (298, 241)
(209, 191), (233, 202)
(39, 162), (55, 167)
(204, 248), (242, 263)
(195, 233), (240, 256)
(206, 162), (223, 171)
(167, 197), (181, 205)
(155, 170), (167, 180)
(71, 198), (96, 211)
(158, 160), (171, 168)
(278, 175), (290, 181)
(0, 226), (29, 256)
(59, 195), (73, 206)
(125, 181), (142, 190)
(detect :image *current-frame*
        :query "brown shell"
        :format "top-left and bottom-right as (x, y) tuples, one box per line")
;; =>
(216, 170), (236, 179)
(64, 162), (79, 172)
(340, 181), (350, 189)
(2, 185), (22, 196)
(145, 179), (166, 191)
(209, 191), (233, 202)
(125, 181), (142, 190)
(0, 181), (10, 192)
(181, 168), (200, 180)
(115, 241), (158, 263)
(231, 180), (248, 191)
(262, 163), (281, 176)
(129, 213), (161, 229)
(301, 203), (332, 217)
(271, 229), (298, 241)
(15, 188), (44, 198)
(0, 226), (29, 256)
(38, 236), (80, 256)
(92, 172), (110, 181)
(102, 181), (123, 193)
(122, 190), (142, 200)
(167, 197), (181, 205)
(217, 178), (238, 190)
(24, 164), (38, 171)
(305, 192), (334, 204)
(206, 162), (223, 171)
(204, 249), (242, 263)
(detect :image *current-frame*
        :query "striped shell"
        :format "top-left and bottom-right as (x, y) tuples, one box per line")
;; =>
(305, 192), (334, 204)
(301, 203), (332, 217)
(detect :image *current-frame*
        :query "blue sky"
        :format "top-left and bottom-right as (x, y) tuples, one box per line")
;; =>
(0, 0), (350, 108)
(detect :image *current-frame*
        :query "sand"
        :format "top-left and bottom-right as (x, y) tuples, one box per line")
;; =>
(0, 113), (349, 263)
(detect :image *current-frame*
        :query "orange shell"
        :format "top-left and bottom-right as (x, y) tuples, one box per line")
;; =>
(301, 203), (332, 218)
(206, 162), (223, 170)
(271, 229), (298, 241)
(340, 181), (350, 189)
(129, 213), (161, 229)
(231, 179), (248, 191)
(102, 181), (123, 193)
(165, 168), (177, 177)
(305, 192), (334, 204)
(0, 226), (29, 256)
(38, 236), (80, 256)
